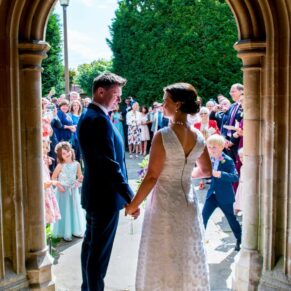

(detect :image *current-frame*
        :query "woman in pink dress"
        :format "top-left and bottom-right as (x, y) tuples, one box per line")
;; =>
(42, 140), (61, 224)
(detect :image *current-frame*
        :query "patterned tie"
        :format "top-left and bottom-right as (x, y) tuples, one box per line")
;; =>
(227, 103), (239, 136)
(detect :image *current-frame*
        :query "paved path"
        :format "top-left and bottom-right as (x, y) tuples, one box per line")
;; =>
(53, 154), (239, 290)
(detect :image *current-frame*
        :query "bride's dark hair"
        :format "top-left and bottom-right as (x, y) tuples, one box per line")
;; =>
(163, 83), (200, 114)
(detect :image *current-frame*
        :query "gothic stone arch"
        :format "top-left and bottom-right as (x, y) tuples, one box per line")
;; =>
(0, 0), (290, 290)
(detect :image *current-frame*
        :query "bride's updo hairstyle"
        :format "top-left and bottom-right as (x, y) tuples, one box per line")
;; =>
(164, 82), (200, 114)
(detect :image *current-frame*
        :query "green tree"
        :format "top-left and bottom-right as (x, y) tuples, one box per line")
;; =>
(108, 0), (242, 105)
(42, 13), (64, 97)
(75, 60), (112, 96)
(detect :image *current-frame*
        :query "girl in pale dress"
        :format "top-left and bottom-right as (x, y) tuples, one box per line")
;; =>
(126, 83), (212, 290)
(52, 142), (85, 241)
(140, 106), (150, 156)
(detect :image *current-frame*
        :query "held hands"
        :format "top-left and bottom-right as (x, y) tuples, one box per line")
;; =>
(125, 203), (140, 219)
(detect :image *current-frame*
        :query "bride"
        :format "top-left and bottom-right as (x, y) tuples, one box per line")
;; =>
(125, 83), (212, 290)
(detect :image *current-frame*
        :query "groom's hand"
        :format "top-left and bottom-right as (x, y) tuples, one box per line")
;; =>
(131, 208), (140, 219)
(125, 204), (140, 219)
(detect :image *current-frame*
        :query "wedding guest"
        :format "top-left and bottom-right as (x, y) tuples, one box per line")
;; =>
(217, 94), (226, 104)
(51, 97), (58, 106)
(147, 106), (154, 151)
(52, 142), (85, 241)
(197, 96), (203, 107)
(201, 134), (242, 251)
(41, 97), (50, 116)
(70, 91), (81, 102)
(150, 102), (159, 134)
(55, 100), (76, 142)
(69, 100), (83, 161)
(151, 101), (164, 134)
(111, 104), (125, 142)
(232, 92), (244, 193)
(206, 100), (216, 113)
(126, 102), (142, 158)
(221, 83), (244, 161)
(194, 107), (220, 139)
(121, 96), (133, 151)
(233, 93), (244, 149)
(214, 98), (232, 130)
(49, 105), (61, 172)
(82, 97), (91, 114)
(42, 140), (61, 225)
(57, 94), (67, 107)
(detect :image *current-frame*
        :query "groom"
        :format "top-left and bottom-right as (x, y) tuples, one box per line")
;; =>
(78, 72), (140, 291)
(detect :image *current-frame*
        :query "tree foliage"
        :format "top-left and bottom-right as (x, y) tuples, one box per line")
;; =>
(42, 13), (64, 97)
(75, 60), (112, 96)
(108, 0), (242, 105)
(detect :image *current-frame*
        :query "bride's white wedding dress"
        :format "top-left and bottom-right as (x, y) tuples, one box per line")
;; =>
(136, 127), (210, 291)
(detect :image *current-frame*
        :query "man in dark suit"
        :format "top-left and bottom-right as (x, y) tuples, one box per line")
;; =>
(77, 73), (140, 291)
(120, 96), (133, 151)
(202, 134), (242, 251)
(221, 83), (244, 161)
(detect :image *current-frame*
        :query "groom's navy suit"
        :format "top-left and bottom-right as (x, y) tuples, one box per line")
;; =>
(202, 153), (242, 242)
(78, 103), (134, 291)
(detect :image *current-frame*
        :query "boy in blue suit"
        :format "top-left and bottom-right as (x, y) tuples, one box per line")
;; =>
(202, 134), (242, 251)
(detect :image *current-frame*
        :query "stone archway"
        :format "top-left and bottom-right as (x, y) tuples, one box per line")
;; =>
(0, 0), (290, 290)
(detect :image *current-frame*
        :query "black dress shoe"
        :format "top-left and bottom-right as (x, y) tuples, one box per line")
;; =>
(235, 240), (241, 251)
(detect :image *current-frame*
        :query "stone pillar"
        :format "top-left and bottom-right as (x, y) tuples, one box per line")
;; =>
(232, 40), (266, 290)
(18, 41), (55, 290)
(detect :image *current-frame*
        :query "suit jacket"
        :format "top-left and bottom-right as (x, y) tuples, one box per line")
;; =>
(55, 110), (73, 142)
(221, 103), (243, 141)
(206, 153), (238, 205)
(77, 103), (134, 213)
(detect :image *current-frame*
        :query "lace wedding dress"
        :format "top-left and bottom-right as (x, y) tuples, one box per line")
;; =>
(136, 127), (210, 291)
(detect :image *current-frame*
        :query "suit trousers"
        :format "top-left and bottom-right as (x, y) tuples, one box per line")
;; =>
(81, 210), (119, 291)
(202, 194), (241, 241)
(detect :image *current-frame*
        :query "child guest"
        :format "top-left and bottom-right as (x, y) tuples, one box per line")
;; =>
(52, 141), (85, 241)
(200, 134), (242, 251)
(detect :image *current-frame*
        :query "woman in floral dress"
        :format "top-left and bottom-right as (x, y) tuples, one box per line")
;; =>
(126, 102), (142, 158)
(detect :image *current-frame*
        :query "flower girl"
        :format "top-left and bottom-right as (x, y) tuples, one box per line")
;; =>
(52, 141), (85, 241)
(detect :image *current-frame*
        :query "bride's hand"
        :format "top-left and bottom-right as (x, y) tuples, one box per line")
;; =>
(125, 204), (140, 219)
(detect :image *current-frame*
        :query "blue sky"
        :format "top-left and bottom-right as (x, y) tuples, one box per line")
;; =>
(53, 0), (118, 69)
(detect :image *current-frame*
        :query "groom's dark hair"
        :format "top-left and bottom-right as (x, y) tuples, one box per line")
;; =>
(92, 72), (127, 94)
